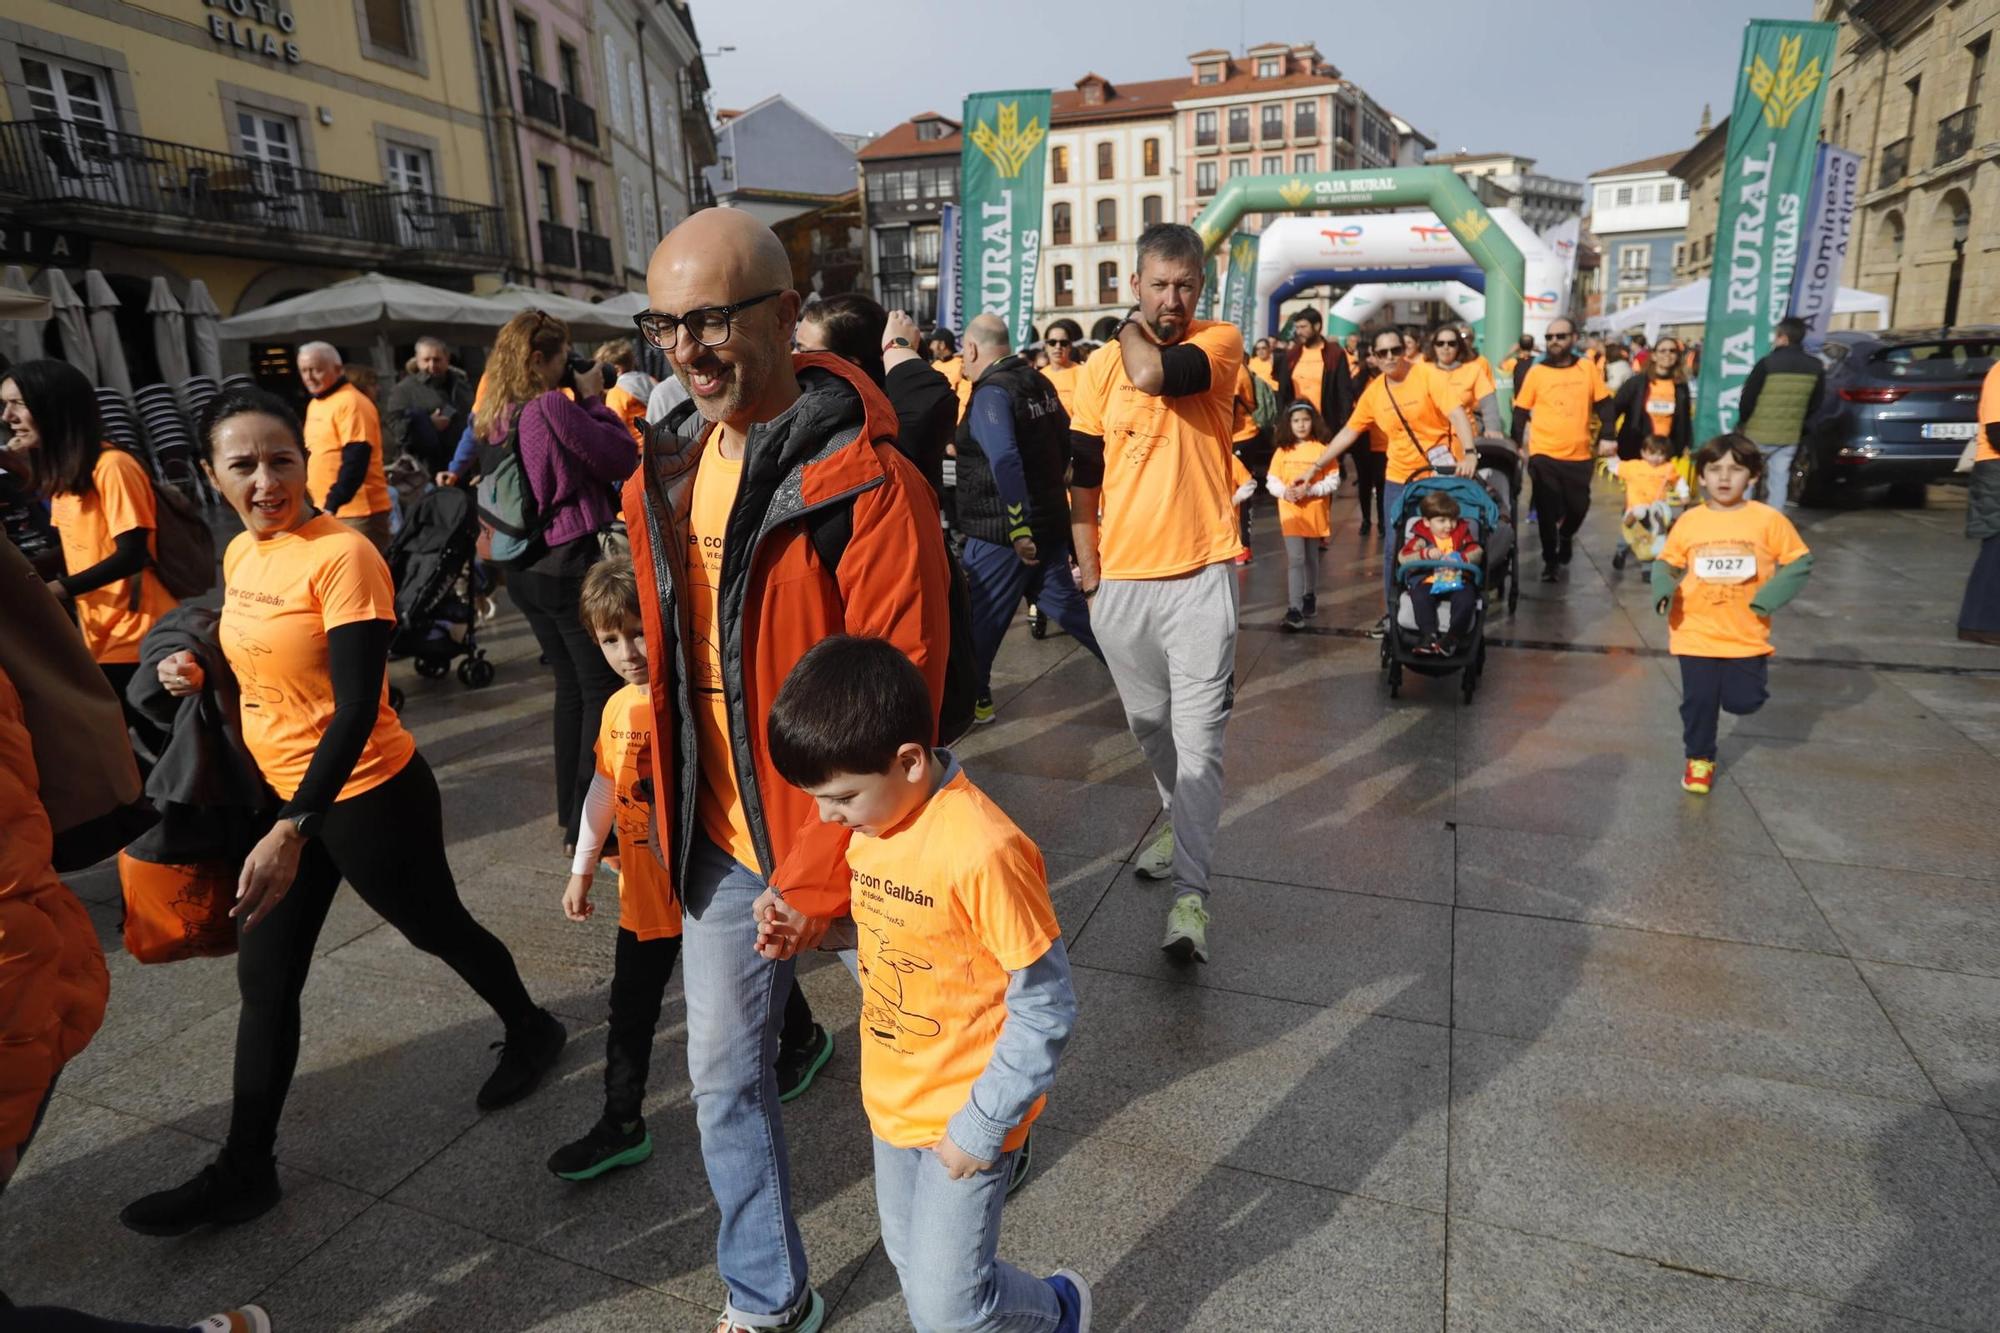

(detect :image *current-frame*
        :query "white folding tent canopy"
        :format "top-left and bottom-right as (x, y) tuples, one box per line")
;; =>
(1587, 279), (1892, 341)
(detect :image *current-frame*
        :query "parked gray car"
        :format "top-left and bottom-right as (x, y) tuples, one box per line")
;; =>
(1792, 327), (1998, 506)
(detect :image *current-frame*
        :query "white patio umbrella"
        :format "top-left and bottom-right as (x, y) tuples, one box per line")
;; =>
(481, 284), (634, 339)
(41, 269), (95, 381)
(593, 290), (650, 320)
(2, 264), (50, 363)
(184, 279), (223, 379)
(215, 271), (509, 346)
(84, 269), (132, 394)
(146, 276), (191, 388)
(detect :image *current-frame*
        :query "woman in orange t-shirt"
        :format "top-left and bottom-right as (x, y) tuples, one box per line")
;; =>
(3, 359), (179, 756)
(119, 386), (562, 1238)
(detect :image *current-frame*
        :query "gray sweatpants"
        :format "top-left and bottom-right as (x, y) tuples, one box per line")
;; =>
(1092, 561), (1238, 902)
(1284, 535), (1318, 610)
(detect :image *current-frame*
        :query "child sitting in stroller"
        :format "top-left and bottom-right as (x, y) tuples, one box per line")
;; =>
(1398, 491), (1484, 655)
(1614, 435), (1691, 570)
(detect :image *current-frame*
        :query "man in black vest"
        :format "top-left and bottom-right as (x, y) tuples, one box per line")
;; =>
(955, 313), (1104, 723)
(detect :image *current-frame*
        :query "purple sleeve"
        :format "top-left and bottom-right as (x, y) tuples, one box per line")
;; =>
(536, 391), (639, 484)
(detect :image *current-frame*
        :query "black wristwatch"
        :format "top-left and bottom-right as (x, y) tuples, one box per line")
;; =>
(288, 810), (325, 840)
(887, 336), (913, 349)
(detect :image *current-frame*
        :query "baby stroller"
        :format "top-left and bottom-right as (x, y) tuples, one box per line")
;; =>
(1472, 437), (1523, 614)
(1382, 471), (1502, 703)
(384, 484), (495, 694)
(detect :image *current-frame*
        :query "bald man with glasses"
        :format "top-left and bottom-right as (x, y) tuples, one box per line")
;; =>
(1513, 317), (1616, 581)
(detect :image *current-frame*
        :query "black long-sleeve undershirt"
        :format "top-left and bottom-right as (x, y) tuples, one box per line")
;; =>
(1157, 344), (1212, 397)
(277, 618), (393, 819)
(321, 442), (372, 512)
(57, 526), (150, 597)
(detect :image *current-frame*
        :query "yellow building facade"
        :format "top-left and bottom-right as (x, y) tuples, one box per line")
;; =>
(0, 0), (508, 353)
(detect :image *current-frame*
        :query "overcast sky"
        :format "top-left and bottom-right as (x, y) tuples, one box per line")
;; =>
(701, 0), (1814, 184)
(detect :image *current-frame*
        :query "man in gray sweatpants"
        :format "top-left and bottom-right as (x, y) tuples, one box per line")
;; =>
(1069, 223), (1245, 964)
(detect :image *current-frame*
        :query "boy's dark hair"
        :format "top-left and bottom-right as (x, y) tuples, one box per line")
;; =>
(769, 636), (933, 787)
(578, 555), (640, 635)
(1640, 434), (1673, 457)
(1691, 432), (1765, 478)
(1418, 490), (1462, 519)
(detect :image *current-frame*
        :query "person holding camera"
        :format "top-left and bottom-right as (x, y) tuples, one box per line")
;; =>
(463, 309), (640, 853)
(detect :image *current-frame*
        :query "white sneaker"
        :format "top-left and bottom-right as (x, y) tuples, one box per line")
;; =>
(1134, 822), (1174, 879)
(194, 1309), (272, 1333)
(1162, 894), (1210, 964)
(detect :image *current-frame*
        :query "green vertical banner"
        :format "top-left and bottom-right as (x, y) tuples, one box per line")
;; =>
(1695, 19), (1838, 442)
(1220, 231), (1260, 335)
(1195, 256), (1218, 320)
(959, 89), (1051, 346)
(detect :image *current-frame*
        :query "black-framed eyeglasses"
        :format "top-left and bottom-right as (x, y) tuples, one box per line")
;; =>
(1372, 346), (1403, 358)
(1044, 338), (1072, 346)
(633, 290), (782, 350)
(1546, 330), (1576, 340)
(1433, 337), (1460, 348)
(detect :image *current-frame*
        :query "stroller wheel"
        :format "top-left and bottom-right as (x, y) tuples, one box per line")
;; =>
(1386, 658), (1403, 698)
(1506, 572), (1519, 615)
(458, 655), (496, 688)
(414, 656), (449, 679)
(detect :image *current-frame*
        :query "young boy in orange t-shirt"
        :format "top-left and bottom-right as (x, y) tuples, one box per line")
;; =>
(761, 636), (1090, 1333)
(1654, 435), (1814, 794)
(1614, 436), (1690, 570)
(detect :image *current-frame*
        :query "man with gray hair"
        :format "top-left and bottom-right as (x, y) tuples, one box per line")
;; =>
(297, 341), (391, 551)
(955, 313), (1101, 722)
(383, 335), (474, 473)
(1069, 222), (1244, 964)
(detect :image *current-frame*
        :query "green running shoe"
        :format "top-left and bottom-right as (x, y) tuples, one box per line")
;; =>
(1135, 822), (1174, 879)
(548, 1115), (653, 1181)
(1162, 893), (1210, 964)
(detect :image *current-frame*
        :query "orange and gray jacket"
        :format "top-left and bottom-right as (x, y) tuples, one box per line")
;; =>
(1738, 344), (1826, 447)
(623, 354), (952, 920)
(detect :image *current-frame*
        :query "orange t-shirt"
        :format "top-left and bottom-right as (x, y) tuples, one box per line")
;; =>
(687, 447), (760, 871)
(50, 447), (179, 664)
(1040, 363), (1080, 417)
(593, 682), (681, 940)
(1435, 357), (1497, 419)
(1070, 319), (1243, 580)
(605, 385), (648, 448)
(1289, 343), (1328, 411)
(220, 515), (414, 801)
(1660, 501), (1811, 658)
(1344, 362), (1464, 484)
(303, 381), (389, 518)
(850, 765), (1060, 1151)
(1515, 360), (1612, 462)
(1247, 355), (1278, 390)
(1620, 457), (1679, 512)
(1644, 378), (1678, 438)
(1266, 441), (1332, 539)
(1231, 365), (1259, 444)
(1977, 360), (2000, 464)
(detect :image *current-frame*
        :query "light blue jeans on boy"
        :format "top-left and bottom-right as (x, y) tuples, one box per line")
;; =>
(682, 834), (810, 1327)
(873, 1137), (1060, 1332)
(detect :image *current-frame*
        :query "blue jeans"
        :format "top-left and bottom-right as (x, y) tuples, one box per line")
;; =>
(682, 834), (808, 1325)
(1759, 445), (1797, 509)
(1380, 480), (1406, 612)
(873, 1137), (1059, 1333)
(960, 535), (1103, 694)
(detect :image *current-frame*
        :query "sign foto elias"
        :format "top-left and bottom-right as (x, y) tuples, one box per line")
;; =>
(203, 0), (302, 65)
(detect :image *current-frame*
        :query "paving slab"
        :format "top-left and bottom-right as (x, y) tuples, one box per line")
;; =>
(1448, 1030), (2000, 1329)
(1958, 1114), (2000, 1183)
(828, 1126), (1445, 1332)
(1445, 1219), (1937, 1332)
(0, 1096), (372, 1319)
(960, 768), (1163, 864)
(1722, 663), (1985, 753)
(255, 1199), (714, 1332)
(1455, 754), (1779, 855)
(59, 946), (242, 1092)
(1858, 961), (2000, 1118)
(1069, 869), (1451, 1024)
(1036, 968), (1448, 1210)
(1453, 910), (1934, 1102)
(1794, 859), (2000, 979)
(1453, 824), (1843, 952)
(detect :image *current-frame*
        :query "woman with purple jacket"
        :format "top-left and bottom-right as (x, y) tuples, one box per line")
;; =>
(464, 310), (638, 853)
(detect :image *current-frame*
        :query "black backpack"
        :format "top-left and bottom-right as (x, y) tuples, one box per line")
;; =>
(805, 502), (979, 745)
(128, 472), (217, 609)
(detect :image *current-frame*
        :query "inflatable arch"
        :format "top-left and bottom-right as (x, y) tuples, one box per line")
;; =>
(1327, 281), (1485, 336)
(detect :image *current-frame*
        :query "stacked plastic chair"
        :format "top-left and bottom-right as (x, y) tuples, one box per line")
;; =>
(95, 388), (144, 456)
(181, 375), (221, 435)
(134, 383), (208, 504)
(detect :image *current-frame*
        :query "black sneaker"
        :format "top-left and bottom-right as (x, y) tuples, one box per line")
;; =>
(1557, 536), (1574, 565)
(776, 1024), (834, 1104)
(1366, 615), (1389, 639)
(548, 1114), (653, 1181)
(1007, 1129), (1033, 1198)
(121, 1157), (281, 1237)
(1301, 593), (1317, 618)
(478, 1008), (567, 1111)
(1538, 565), (1559, 583)
(1281, 608), (1303, 632)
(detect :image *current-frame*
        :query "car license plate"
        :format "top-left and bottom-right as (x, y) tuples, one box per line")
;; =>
(1921, 422), (1977, 440)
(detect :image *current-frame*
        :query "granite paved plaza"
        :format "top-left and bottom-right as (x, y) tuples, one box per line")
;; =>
(10, 476), (2000, 1331)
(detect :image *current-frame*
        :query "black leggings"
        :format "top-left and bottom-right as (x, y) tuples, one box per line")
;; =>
(1354, 450), (1387, 531)
(602, 930), (815, 1122)
(510, 566), (624, 842)
(226, 754), (537, 1165)
(1529, 456), (1595, 560)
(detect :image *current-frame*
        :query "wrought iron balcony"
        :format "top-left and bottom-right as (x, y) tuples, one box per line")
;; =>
(0, 118), (506, 267)
(1195, 127), (1217, 148)
(539, 218), (577, 268)
(519, 70), (563, 128)
(1878, 135), (1910, 189)
(577, 228), (614, 274)
(1935, 107), (1977, 168)
(563, 93), (598, 147)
